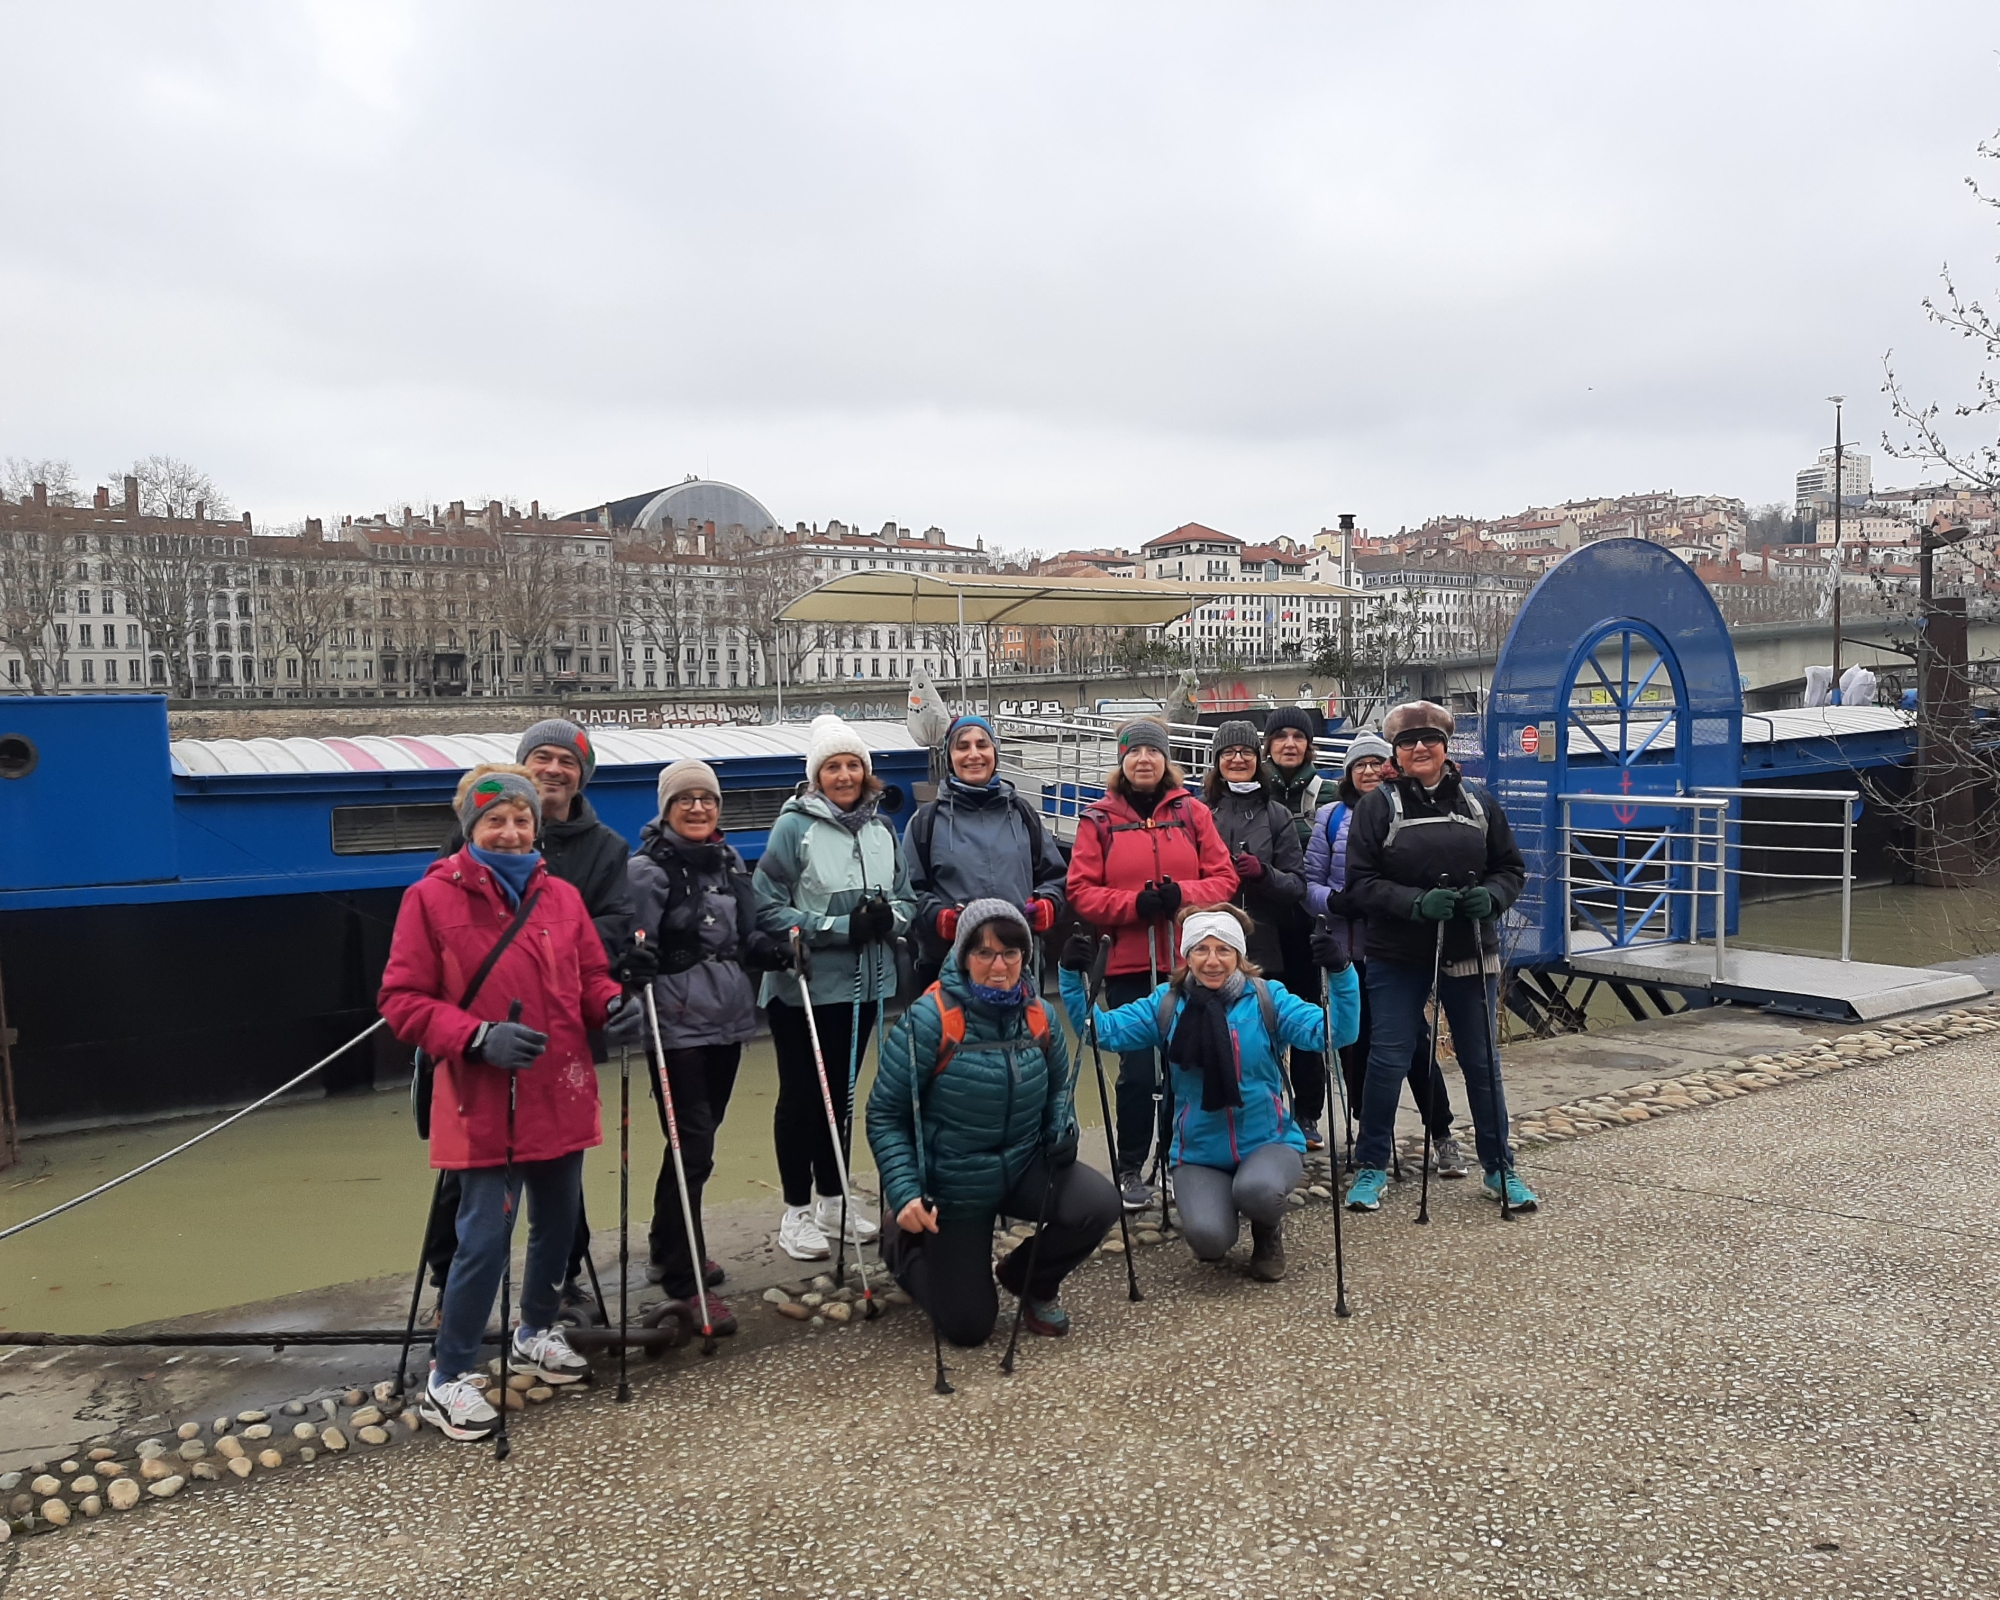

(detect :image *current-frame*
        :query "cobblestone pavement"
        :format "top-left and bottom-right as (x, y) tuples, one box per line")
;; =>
(6, 1035), (1997, 1599)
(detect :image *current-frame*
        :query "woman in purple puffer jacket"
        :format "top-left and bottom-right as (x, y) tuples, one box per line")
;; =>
(1303, 734), (1462, 1174)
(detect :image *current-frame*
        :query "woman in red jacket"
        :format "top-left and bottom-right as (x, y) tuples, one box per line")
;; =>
(379, 764), (643, 1442)
(1065, 719), (1236, 1211)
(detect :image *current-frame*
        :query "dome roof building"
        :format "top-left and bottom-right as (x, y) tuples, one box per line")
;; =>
(563, 477), (779, 539)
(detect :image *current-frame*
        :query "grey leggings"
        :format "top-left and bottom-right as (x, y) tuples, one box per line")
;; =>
(1173, 1143), (1304, 1261)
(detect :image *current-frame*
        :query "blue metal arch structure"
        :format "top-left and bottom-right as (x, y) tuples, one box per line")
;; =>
(1482, 539), (1743, 963)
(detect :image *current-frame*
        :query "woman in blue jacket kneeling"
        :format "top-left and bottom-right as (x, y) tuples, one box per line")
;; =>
(868, 900), (1121, 1347)
(1062, 904), (1359, 1280)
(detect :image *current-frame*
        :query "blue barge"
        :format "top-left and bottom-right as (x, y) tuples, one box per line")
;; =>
(0, 696), (926, 1131)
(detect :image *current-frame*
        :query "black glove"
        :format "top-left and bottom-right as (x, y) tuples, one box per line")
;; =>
(610, 937), (659, 992)
(602, 994), (648, 1051)
(741, 932), (792, 973)
(1134, 880), (1182, 922)
(847, 895), (896, 946)
(1048, 1123), (1080, 1169)
(1458, 885), (1495, 921)
(470, 1020), (547, 1070)
(1059, 932), (1097, 972)
(1321, 887), (1361, 923)
(1309, 916), (1351, 973)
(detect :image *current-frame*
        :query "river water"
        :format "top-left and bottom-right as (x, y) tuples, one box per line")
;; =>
(5, 883), (1995, 1337)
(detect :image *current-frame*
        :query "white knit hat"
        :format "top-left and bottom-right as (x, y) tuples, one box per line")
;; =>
(806, 714), (872, 786)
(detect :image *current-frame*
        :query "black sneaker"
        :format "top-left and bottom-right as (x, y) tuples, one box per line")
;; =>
(556, 1278), (606, 1328)
(1117, 1171), (1154, 1212)
(1249, 1220), (1286, 1282)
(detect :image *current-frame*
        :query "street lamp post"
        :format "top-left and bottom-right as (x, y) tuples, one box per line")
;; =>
(1827, 395), (1845, 687)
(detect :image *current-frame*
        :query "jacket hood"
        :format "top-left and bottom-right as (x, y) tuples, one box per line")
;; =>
(1082, 783), (1190, 827)
(539, 792), (602, 838)
(939, 774), (1021, 810)
(425, 845), (548, 898)
(780, 790), (843, 825)
(638, 816), (733, 860)
(937, 959), (1037, 1029)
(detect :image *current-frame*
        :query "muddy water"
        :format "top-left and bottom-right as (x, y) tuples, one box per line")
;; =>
(1, 1030), (1113, 1338)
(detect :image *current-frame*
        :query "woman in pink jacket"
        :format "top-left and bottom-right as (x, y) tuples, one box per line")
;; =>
(380, 764), (643, 1441)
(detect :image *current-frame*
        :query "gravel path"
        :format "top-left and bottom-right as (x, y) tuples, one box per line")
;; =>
(7, 1035), (1998, 1599)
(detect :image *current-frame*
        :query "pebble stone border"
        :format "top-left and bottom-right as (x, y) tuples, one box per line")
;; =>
(10, 1000), (1993, 1543)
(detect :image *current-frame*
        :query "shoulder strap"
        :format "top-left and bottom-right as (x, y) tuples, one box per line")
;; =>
(1324, 801), (1348, 849)
(1249, 976), (1280, 1051)
(928, 983), (963, 1078)
(910, 804), (938, 886)
(1384, 785), (1408, 849)
(1154, 983), (1178, 1043)
(459, 888), (544, 1010)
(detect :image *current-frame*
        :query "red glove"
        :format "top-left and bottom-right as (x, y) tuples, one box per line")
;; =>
(1232, 852), (1265, 881)
(1025, 898), (1057, 934)
(935, 906), (960, 943)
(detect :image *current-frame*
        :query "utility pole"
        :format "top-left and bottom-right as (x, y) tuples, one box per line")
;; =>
(1827, 395), (1845, 688)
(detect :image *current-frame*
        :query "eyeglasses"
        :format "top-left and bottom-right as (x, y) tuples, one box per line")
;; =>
(968, 946), (1024, 966)
(1392, 731), (1446, 749)
(670, 793), (720, 809)
(1349, 757), (1387, 772)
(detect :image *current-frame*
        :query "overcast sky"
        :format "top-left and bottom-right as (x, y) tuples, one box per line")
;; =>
(3, 3), (1997, 549)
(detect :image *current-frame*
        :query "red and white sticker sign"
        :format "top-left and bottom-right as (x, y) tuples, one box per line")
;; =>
(1517, 723), (1539, 756)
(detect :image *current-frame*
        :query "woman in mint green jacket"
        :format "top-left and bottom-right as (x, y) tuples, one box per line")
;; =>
(752, 716), (916, 1262)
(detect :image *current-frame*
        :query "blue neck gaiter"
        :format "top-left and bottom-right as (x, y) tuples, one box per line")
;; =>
(968, 977), (1030, 1009)
(469, 844), (540, 906)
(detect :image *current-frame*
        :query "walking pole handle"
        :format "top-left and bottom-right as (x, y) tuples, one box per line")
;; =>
(507, 1000), (523, 1023)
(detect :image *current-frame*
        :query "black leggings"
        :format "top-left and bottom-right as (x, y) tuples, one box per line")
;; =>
(1106, 970), (1165, 1180)
(767, 998), (877, 1208)
(1337, 958), (1454, 1140)
(645, 1043), (742, 1301)
(887, 1157), (1121, 1347)
(1275, 918), (1328, 1122)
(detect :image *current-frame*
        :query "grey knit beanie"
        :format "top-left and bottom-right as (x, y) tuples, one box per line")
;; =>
(456, 767), (542, 833)
(1343, 732), (1393, 773)
(516, 718), (597, 786)
(1118, 718), (1170, 754)
(1210, 720), (1260, 758)
(950, 897), (1033, 971)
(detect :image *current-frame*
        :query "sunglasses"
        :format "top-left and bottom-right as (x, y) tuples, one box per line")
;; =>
(1392, 731), (1446, 749)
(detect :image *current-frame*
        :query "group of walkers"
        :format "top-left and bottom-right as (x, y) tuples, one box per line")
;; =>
(379, 698), (1535, 1443)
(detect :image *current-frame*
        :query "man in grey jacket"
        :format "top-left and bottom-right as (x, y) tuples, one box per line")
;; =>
(906, 715), (1069, 989)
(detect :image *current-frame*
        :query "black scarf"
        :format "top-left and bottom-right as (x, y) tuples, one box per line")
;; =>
(1167, 976), (1243, 1112)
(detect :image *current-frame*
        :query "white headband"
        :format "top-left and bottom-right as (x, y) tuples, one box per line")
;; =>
(1179, 912), (1247, 959)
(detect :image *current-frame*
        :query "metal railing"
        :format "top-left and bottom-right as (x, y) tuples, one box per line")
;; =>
(994, 712), (1353, 839)
(1560, 786), (1861, 977)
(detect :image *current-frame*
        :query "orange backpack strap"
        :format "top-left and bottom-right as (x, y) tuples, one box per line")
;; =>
(929, 983), (965, 1078)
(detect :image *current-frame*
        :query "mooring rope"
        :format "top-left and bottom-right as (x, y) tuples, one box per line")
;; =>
(0, 1018), (387, 1244)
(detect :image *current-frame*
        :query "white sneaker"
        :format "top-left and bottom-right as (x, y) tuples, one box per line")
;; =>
(512, 1325), (590, 1386)
(420, 1369), (498, 1441)
(816, 1193), (880, 1243)
(778, 1204), (831, 1261)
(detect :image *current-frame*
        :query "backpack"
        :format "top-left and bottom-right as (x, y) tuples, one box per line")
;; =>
(909, 790), (1053, 903)
(928, 981), (1060, 1079)
(1153, 975), (1282, 1055)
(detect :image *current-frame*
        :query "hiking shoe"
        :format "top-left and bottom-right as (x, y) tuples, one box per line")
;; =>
(1483, 1170), (1539, 1211)
(778, 1205), (831, 1260)
(1249, 1220), (1286, 1282)
(1344, 1167), (1390, 1211)
(1117, 1171), (1155, 1212)
(555, 1277), (606, 1328)
(1023, 1298), (1070, 1337)
(420, 1370), (498, 1442)
(682, 1292), (739, 1336)
(703, 1258), (726, 1288)
(1299, 1118), (1325, 1152)
(816, 1193), (879, 1243)
(418, 1295), (443, 1331)
(513, 1325), (591, 1385)
(1431, 1135), (1469, 1179)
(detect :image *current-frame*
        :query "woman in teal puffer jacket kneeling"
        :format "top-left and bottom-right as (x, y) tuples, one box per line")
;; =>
(868, 900), (1121, 1347)
(1062, 903), (1361, 1281)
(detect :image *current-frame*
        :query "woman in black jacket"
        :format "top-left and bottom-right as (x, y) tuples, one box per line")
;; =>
(1201, 721), (1306, 979)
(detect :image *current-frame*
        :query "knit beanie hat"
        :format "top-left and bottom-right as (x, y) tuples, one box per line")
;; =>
(1118, 718), (1170, 754)
(658, 758), (721, 814)
(516, 719), (596, 786)
(950, 897), (1033, 971)
(945, 713), (997, 750)
(1210, 720), (1260, 757)
(806, 713), (872, 786)
(1342, 732), (1393, 773)
(1262, 706), (1316, 746)
(455, 763), (542, 833)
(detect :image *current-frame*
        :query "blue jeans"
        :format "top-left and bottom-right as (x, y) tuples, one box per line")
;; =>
(1356, 959), (1511, 1176)
(432, 1150), (585, 1381)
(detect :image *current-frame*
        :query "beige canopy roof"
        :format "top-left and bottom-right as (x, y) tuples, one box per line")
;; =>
(779, 569), (1223, 627)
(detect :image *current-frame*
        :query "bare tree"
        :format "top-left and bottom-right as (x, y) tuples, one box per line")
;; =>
(256, 556), (351, 695)
(720, 539), (826, 687)
(125, 532), (213, 696)
(1309, 587), (1427, 723)
(0, 512), (81, 693)
(114, 456), (233, 520)
(487, 529), (576, 693)
(3, 458), (81, 506)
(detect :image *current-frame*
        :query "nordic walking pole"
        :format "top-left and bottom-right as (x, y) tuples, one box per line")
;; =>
(635, 932), (718, 1356)
(495, 999), (523, 1463)
(1417, 882), (1447, 1228)
(837, 917), (866, 1288)
(999, 1139), (1060, 1376)
(1319, 966), (1351, 1318)
(1080, 935), (1142, 1301)
(1145, 893), (1172, 1235)
(392, 1168), (446, 1402)
(903, 1003), (955, 1396)
(791, 929), (880, 1319)
(616, 1041), (632, 1403)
